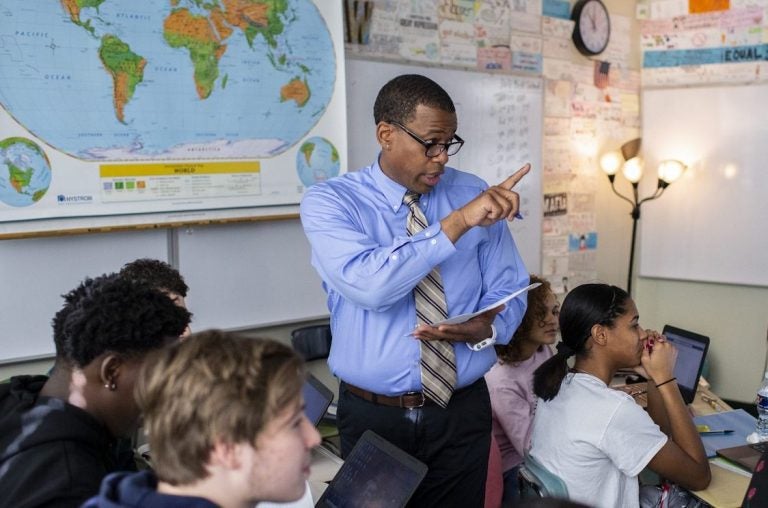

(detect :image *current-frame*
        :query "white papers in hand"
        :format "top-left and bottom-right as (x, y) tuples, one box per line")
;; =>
(432, 282), (541, 326)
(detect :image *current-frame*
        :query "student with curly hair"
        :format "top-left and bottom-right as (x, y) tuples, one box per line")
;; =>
(84, 330), (322, 507)
(485, 275), (559, 504)
(0, 274), (191, 508)
(119, 258), (191, 338)
(119, 258), (189, 308)
(529, 283), (710, 508)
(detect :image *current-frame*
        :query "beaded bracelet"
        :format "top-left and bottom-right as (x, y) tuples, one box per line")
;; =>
(655, 377), (677, 388)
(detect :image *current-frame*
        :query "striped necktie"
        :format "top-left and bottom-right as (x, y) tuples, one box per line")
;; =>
(403, 191), (456, 408)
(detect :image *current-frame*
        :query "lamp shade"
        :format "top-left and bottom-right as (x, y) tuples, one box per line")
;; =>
(622, 156), (644, 183)
(600, 151), (623, 176)
(620, 138), (642, 160)
(657, 159), (686, 184)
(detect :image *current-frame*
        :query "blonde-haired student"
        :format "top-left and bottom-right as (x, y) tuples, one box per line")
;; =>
(84, 330), (321, 508)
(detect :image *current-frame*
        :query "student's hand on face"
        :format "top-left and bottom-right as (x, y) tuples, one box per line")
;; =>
(457, 163), (530, 228)
(641, 332), (678, 384)
(412, 306), (504, 344)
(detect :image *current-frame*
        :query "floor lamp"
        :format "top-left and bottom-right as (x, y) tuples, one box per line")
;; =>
(599, 138), (686, 295)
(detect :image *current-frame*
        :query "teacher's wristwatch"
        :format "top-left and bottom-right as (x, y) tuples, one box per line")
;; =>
(466, 325), (497, 351)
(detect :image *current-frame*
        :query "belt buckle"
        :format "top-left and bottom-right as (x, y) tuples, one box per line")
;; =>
(401, 391), (425, 409)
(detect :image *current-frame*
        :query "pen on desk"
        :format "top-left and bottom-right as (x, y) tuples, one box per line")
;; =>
(698, 429), (734, 435)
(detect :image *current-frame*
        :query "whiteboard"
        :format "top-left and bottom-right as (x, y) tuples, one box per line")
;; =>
(0, 230), (169, 363)
(345, 58), (543, 273)
(177, 219), (328, 332)
(0, 219), (329, 364)
(640, 84), (768, 287)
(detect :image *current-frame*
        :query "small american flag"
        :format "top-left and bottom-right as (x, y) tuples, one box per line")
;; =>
(594, 60), (610, 89)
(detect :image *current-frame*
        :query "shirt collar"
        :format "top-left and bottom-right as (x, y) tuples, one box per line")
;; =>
(371, 154), (411, 213)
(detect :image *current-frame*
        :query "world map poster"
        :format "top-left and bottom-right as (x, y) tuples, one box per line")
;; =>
(0, 0), (346, 230)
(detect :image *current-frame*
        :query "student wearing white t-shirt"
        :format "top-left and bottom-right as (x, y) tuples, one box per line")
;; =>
(529, 283), (710, 508)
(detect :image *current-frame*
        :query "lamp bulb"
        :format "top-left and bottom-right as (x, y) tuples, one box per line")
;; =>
(657, 159), (686, 184)
(600, 151), (623, 176)
(622, 157), (644, 183)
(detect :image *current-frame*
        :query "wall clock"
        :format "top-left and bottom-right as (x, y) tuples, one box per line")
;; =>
(571, 0), (611, 56)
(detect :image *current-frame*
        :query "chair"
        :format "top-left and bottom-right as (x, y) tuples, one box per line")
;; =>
(518, 454), (569, 499)
(290, 323), (337, 393)
(484, 434), (503, 508)
(291, 324), (339, 446)
(290, 324), (332, 361)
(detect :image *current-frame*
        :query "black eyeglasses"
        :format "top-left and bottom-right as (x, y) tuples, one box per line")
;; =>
(389, 121), (464, 158)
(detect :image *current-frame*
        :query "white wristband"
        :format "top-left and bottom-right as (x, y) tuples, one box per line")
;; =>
(466, 324), (497, 351)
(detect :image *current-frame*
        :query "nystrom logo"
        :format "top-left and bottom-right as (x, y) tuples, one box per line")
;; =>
(57, 194), (94, 204)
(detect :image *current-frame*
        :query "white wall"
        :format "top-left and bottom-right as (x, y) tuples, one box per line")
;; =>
(634, 279), (767, 402)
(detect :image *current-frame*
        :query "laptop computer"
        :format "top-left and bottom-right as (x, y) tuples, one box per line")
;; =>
(315, 430), (428, 508)
(613, 325), (709, 406)
(302, 373), (335, 427)
(717, 441), (768, 472)
(662, 325), (710, 404)
(741, 447), (768, 506)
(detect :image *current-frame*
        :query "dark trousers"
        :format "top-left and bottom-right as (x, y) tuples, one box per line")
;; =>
(338, 378), (492, 508)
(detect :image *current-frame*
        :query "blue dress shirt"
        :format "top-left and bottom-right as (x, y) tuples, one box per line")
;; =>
(300, 158), (529, 395)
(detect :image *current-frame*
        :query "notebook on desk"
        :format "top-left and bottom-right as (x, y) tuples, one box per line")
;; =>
(693, 409), (756, 458)
(614, 325), (709, 406)
(315, 430), (428, 508)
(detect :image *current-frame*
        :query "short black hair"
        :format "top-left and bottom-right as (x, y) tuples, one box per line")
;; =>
(119, 258), (188, 297)
(373, 74), (455, 125)
(51, 273), (192, 368)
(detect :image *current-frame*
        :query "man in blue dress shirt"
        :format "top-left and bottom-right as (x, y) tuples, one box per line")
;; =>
(300, 74), (530, 507)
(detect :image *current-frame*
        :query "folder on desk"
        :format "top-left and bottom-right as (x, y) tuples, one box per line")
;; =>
(692, 409), (756, 457)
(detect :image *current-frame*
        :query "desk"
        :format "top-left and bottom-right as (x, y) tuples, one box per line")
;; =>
(308, 444), (343, 501)
(690, 387), (751, 508)
(613, 376), (753, 508)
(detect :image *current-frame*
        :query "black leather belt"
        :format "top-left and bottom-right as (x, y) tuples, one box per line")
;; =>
(345, 383), (434, 409)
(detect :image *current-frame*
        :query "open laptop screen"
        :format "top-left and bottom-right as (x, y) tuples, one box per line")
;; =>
(662, 325), (709, 404)
(302, 374), (334, 427)
(315, 430), (427, 508)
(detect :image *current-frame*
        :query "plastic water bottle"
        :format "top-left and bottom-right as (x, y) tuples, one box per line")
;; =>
(756, 371), (768, 441)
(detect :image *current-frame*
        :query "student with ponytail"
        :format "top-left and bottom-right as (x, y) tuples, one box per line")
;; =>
(529, 283), (710, 508)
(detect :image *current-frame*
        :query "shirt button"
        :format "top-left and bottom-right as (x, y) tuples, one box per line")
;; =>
(430, 239), (437, 245)
(391, 254), (398, 261)
(425, 231), (432, 238)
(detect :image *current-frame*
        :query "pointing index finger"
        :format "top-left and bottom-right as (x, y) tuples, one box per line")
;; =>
(499, 163), (531, 190)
